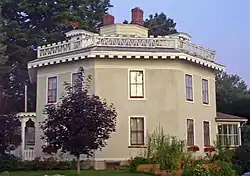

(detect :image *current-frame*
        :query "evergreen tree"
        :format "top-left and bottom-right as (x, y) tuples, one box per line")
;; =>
(144, 13), (177, 36)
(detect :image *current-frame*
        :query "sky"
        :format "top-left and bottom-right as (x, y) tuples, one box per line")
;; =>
(110, 0), (250, 85)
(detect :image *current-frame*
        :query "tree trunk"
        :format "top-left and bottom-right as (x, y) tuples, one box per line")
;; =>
(76, 154), (80, 174)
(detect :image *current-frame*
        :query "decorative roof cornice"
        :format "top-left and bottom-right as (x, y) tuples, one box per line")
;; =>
(28, 50), (224, 71)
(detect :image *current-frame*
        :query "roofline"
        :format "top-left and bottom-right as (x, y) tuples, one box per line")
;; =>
(28, 49), (225, 71)
(216, 118), (248, 122)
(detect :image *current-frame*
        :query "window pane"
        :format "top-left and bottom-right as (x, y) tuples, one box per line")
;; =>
(203, 121), (210, 146)
(51, 90), (57, 102)
(129, 71), (144, 98)
(130, 85), (137, 97)
(130, 117), (145, 145)
(185, 75), (193, 101)
(48, 77), (57, 103)
(222, 125), (227, 134)
(130, 118), (137, 130)
(185, 75), (192, 87)
(136, 85), (143, 97)
(218, 124), (222, 134)
(137, 72), (143, 83)
(187, 119), (194, 146)
(52, 78), (57, 89)
(137, 132), (144, 145)
(130, 71), (137, 84)
(137, 119), (144, 131)
(233, 125), (238, 134)
(187, 87), (193, 100)
(131, 132), (137, 145)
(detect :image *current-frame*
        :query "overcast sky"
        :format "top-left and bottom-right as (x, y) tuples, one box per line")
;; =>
(110, 0), (250, 84)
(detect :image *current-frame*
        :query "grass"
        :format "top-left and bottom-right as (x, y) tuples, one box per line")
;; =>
(8, 170), (152, 176)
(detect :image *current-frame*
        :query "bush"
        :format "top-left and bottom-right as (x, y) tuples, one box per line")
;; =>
(142, 126), (185, 171)
(212, 137), (234, 163)
(0, 153), (22, 172)
(182, 164), (210, 176)
(20, 157), (74, 171)
(214, 161), (236, 176)
(232, 144), (250, 175)
(129, 157), (151, 172)
(182, 161), (236, 176)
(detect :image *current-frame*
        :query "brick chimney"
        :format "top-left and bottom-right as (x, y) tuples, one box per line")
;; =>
(131, 7), (144, 25)
(102, 14), (115, 26)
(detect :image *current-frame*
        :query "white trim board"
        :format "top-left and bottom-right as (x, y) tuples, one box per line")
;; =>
(28, 51), (225, 71)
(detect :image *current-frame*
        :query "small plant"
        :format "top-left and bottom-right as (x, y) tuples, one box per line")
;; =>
(212, 136), (234, 163)
(142, 126), (185, 171)
(182, 164), (210, 176)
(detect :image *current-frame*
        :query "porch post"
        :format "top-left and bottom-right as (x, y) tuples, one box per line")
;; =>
(238, 123), (242, 146)
(21, 118), (26, 160)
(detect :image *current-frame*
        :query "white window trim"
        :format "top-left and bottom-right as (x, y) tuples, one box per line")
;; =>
(202, 120), (212, 147)
(184, 73), (194, 103)
(216, 123), (241, 147)
(128, 69), (146, 101)
(128, 116), (147, 147)
(201, 78), (210, 106)
(46, 75), (59, 105)
(186, 118), (196, 146)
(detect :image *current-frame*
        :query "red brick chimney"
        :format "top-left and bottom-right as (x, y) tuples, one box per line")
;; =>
(102, 14), (115, 26)
(131, 7), (144, 25)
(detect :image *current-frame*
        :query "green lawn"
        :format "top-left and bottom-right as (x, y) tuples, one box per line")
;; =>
(8, 170), (152, 176)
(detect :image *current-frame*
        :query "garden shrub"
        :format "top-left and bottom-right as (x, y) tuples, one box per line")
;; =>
(142, 126), (185, 171)
(232, 144), (250, 175)
(181, 161), (236, 176)
(0, 153), (22, 172)
(213, 161), (236, 176)
(212, 137), (234, 163)
(129, 156), (151, 172)
(20, 157), (74, 171)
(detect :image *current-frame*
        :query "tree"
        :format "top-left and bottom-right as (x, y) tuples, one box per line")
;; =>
(0, 0), (113, 114)
(144, 13), (177, 36)
(0, 114), (21, 153)
(41, 69), (117, 174)
(216, 72), (250, 117)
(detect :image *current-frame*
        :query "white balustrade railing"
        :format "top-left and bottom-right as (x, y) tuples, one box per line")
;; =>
(23, 149), (35, 161)
(37, 35), (216, 62)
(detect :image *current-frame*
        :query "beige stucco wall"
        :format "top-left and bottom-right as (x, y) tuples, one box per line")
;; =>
(93, 59), (216, 159)
(35, 57), (217, 160)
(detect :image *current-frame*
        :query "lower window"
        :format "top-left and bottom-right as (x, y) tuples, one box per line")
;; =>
(130, 117), (145, 146)
(217, 124), (239, 146)
(187, 119), (195, 146)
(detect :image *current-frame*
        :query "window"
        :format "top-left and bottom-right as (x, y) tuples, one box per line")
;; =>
(217, 124), (239, 146)
(47, 76), (57, 103)
(129, 70), (144, 98)
(203, 121), (210, 146)
(202, 79), (209, 104)
(187, 119), (194, 146)
(130, 117), (145, 146)
(72, 72), (83, 92)
(185, 74), (193, 101)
